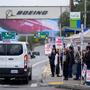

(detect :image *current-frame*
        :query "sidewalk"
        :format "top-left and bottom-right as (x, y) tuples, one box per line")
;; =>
(40, 63), (90, 90)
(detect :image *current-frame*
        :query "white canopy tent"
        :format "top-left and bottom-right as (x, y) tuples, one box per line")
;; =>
(65, 29), (90, 43)
(84, 29), (90, 38)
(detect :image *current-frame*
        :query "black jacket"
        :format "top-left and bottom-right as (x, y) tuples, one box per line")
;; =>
(84, 51), (90, 68)
(49, 52), (56, 65)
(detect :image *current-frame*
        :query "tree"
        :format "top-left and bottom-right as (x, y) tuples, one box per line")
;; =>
(18, 35), (45, 50)
(18, 36), (34, 50)
(58, 11), (70, 36)
(58, 11), (69, 29)
(71, 0), (90, 27)
(58, 0), (90, 30)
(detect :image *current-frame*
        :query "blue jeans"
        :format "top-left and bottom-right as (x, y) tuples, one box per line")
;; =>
(68, 64), (73, 77)
(76, 62), (81, 79)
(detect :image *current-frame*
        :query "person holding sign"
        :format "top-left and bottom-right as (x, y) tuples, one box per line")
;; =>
(49, 45), (56, 77)
(63, 48), (70, 80)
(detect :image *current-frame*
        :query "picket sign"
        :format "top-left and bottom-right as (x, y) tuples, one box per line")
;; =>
(55, 37), (63, 49)
(45, 43), (52, 55)
(86, 70), (90, 82)
(81, 64), (90, 84)
(82, 64), (87, 78)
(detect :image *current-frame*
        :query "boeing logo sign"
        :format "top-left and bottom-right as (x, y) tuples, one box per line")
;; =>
(17, 10), (48, 15)
(0, 6), (61, 19)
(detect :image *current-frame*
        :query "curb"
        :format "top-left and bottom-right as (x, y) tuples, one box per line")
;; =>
(41, 64), (51, 79)
(40, 82), (90, 90)
(56, 84), (90, 90)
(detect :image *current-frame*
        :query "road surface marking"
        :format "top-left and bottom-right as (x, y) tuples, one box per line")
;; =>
(42, 64), (51, 77)
(48, 82), (64, 85)
(0, 85), (10, 87)
(30, 83), (38, 87)
(32, 60), (48, 67)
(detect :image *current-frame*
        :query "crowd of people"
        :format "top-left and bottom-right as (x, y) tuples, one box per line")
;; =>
(48, 44), (90, 81)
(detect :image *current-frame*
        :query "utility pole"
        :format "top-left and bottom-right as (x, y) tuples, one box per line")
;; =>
(26, 35), (28, 42)
(60, 7), (62, 37)
(70, 0), (74, 11)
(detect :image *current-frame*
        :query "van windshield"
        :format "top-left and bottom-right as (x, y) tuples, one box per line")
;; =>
(0, 44), (23, 55)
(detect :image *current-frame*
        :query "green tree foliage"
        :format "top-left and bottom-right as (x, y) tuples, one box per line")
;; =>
(58, 0), (90, 29)
(18, 35), (45, 50)
(18, 36), (34, 50)
(58, 12), (70, 28)
(72, 0), (90, 27)
(58, 11), (70, 36)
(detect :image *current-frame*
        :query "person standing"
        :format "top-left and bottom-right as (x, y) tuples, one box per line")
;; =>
(68, 46), (75, 78)
(55, 49), (60, 77)
(63, 48), (70, 80)
(74, 46), (81, 80)
(83, 46), (90, 69)
(49, 49), (56, 77)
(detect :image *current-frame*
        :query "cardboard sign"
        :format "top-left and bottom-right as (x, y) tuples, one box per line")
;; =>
(45, 43), (52, 55)
(86, 70), (90, 82)
(55, 37), (62, 49)
(82, 64), (87, 77)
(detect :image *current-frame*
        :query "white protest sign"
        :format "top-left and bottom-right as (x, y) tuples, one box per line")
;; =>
(86, 70), (90, 82)
(55, 37), (63, 49)
(45, 43), (52, 55)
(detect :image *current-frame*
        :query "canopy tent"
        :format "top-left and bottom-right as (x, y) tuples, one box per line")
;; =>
(65, 29), (90, 43)
(84, 29), (90, 38)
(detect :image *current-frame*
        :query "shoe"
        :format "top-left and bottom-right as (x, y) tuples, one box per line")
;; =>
(51, 75), (54, 77)
(57, 75), (62, 77)
(64, 78), (68, 80)
(69, 76), (72, 78)
(57, 75), (60, 77)
(73, 78), (79, 80)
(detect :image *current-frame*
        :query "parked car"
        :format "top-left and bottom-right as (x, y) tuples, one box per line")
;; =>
(30, 51), (36, 59)
(32, 51), (40, 56)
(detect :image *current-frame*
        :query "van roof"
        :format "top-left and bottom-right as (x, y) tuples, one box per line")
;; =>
(0, 41), (28, 44)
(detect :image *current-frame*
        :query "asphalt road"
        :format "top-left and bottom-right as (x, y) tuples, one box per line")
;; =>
(0, 46), (47, 87)
(31, 45), (49, 81)
(0, 45), (69, 90)
(0, 86), (68, 90)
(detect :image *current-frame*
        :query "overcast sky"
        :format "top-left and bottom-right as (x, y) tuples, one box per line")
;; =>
(0, 0), (70, 6)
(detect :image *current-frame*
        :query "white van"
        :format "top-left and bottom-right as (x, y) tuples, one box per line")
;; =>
(0, 41), (32, 84)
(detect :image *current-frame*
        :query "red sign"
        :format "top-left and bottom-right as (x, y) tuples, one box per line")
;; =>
(55, 37), (62, 49)
(86, 70), (90, 82)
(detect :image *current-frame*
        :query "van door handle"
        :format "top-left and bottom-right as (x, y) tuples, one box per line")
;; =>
(8, 58), (14, 60)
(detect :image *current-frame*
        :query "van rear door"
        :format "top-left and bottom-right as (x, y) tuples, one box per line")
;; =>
(0, 44), (7, 68)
